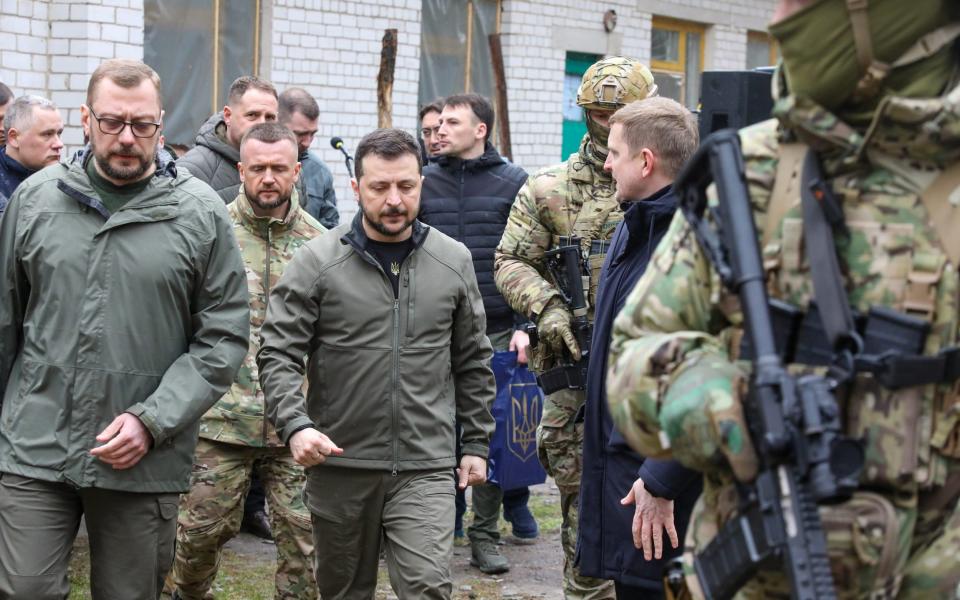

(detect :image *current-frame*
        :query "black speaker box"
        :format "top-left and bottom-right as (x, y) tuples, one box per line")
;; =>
(698, 70), (774, 139)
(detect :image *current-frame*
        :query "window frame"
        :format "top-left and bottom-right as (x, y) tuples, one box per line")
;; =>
(650, 16), (705, 108)
(747, 30), (779, 69)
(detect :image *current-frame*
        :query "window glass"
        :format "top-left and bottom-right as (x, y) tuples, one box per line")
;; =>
(685, 32), (701, 107)
(651, 28), (680, 62)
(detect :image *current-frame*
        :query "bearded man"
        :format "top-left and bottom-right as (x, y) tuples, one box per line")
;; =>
(258, 127), (496, 600)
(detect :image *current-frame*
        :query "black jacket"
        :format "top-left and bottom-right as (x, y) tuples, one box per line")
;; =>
(419, 143), (527, 333)
(577, 185), (702, 590)
(0, 147), (35, 215)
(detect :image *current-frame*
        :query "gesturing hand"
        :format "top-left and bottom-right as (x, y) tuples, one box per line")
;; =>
(89, 413), (154, 470)
(289, 428), (344, 467)
(621, 477), (679, 560)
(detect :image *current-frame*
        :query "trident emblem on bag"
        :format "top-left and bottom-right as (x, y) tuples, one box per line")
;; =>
(510, 383), (539, 461)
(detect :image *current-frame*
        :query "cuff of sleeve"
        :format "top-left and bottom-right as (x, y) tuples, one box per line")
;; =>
(460, 441), (489, 460)
(282, 417), (317, 445)
(126, 403), (164, 447)
(638, 460), (700, 500)
(529, 292), (560, 322)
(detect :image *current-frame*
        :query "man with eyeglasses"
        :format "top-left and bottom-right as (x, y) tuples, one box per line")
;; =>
(418, 99), (443, 161)
(0, 59), (250, 600)
(278, 87), (338, 228)
(178, 75), (281, 204)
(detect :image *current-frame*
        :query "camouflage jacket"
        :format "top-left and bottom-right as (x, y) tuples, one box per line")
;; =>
(200, 190), (325, 447)
(607, 82), (960, 492)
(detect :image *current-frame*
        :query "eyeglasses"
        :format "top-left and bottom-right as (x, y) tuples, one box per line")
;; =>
(88, 107), (161, 138)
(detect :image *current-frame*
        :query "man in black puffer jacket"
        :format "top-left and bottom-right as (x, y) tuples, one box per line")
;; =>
(178, 76), (281, 204)
(419, 93), (532, 575)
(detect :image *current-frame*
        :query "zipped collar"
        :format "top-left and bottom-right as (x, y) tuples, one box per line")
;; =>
(341, 210), (429, 255)
(233, 188), (304, 238)
(58, 149), (181, 222)
(434, 141), (505, 173)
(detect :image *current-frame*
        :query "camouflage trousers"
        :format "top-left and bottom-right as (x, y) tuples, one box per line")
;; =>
(684, 460), (960, 599)
(537, 389), (616, 600)
(170, 438), (317, 600)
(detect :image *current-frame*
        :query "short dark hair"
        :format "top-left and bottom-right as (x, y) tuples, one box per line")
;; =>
(228, 76), (278, 106)
(86, 59), (162, 109)
(279, 87), (319, 123)
(418, 98), (444, 122)
(442, 93), (494, 142)
(355, 128), (422, 180)
(240, 122), (298, 152)
(0, 81), (12, 106)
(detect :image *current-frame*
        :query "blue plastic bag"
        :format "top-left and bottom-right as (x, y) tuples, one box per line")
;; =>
(487, 351), (547, 490)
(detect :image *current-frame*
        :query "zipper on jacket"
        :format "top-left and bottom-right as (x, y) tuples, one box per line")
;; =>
(392, 298), (400, 476)
(458, 164), (466, 242)
(262, 227), (272, 446)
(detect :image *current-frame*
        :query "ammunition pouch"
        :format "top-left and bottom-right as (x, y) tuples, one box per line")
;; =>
(740, 301), (960, 389)
(536, 362), (588, 395)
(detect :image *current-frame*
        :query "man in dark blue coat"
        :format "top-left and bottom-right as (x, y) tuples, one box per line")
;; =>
(419, 93), (535, 575)
(577, 97), (703, 598)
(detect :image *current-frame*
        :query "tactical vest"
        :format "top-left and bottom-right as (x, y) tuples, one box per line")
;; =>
(753, 144), (960, 494)
(546, 154), (622, 317)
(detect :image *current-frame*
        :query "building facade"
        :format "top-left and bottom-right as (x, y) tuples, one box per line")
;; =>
(0, 0), (777, 219)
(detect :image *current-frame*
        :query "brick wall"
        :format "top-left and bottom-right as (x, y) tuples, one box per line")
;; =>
(267, 0), (423, 221)
(501, 0), (775, 176)
(0, 0), (776, 216)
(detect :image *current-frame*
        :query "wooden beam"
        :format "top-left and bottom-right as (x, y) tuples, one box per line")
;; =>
(488, 33), (512, 162)
(377, 28), (398, 129)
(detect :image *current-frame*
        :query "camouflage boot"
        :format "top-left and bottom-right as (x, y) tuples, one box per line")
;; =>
(469, 540), (510, 574)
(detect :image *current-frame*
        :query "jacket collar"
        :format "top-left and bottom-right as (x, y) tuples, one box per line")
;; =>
(342, 210), (429, 254)
(0, 146), (35, 180)
(434, 141), (504, 173)
(232, 188), (303, 238)
(59, 149), (181, 224)
(195, 112), (241, 163)
(618, 184), (678, 254)
(568, 133), (613, 186)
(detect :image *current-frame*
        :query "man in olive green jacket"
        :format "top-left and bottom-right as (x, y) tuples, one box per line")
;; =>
(0, 60), (249, 600)
(258, 128), (495, 600)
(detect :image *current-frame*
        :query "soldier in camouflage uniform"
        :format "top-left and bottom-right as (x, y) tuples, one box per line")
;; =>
(170, 123), (324, 600)
(495, 56), (658, 599)
(607, 0), (960, 598)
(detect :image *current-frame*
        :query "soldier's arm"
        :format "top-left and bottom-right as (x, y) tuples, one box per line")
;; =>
(494, 179), (559, 318)
(606, 212), (752, 476)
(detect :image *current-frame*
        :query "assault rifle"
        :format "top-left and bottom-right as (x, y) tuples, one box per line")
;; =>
(527, 236), (592, 394)
(673, 130), (864, 600)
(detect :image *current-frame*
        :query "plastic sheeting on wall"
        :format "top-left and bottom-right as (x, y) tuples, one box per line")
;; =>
(144, 0), (259, 147)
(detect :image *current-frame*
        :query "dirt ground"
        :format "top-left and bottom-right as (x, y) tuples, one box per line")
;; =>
(224, 479), (565, 600)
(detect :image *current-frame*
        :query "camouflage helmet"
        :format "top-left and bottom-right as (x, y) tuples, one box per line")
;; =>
(576, 56), (658, 111)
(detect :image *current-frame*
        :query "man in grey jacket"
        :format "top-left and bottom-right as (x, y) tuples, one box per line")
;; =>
(278, 87), (338, 228)
(0, 59), (249, 600)
(177, 75), (278, 203)
(258, 128), (495, 600)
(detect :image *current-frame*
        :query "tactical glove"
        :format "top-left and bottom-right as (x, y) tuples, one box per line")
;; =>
(536, 299), (581, 361)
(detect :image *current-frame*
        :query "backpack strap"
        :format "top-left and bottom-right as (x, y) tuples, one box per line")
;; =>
(919, 162), (960, 265)
(763, 142), (807, 248)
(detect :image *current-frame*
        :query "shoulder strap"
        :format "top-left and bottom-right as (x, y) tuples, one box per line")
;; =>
(920, 161), (960, 265)
(763, 142), (807, 248)
(801, 150), (860, 353)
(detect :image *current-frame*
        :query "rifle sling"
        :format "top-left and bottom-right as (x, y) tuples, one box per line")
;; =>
(800, 150), (859, 352)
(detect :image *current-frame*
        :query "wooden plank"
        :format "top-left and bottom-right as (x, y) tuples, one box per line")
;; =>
(377, 28), (398, 129)
(488, 33), (512, 161)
